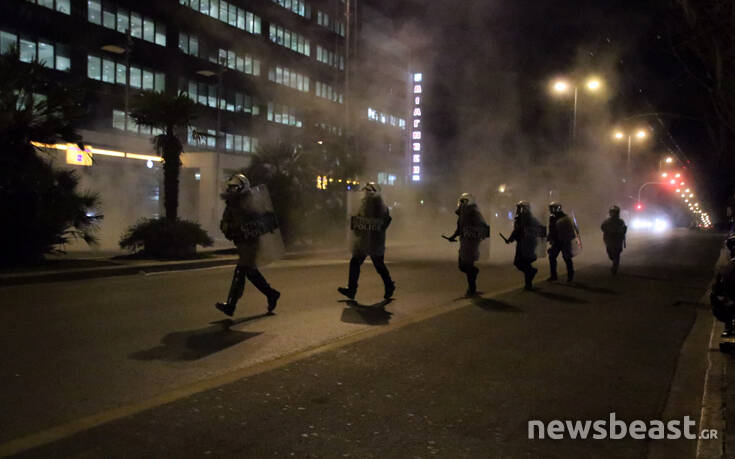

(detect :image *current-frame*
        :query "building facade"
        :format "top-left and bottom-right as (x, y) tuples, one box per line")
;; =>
(3, 0), (411, 246)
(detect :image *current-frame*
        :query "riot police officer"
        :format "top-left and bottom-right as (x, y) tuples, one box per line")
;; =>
(505, 201), (545, 290)
(547, 202), (576, 282)
(338, 182), (395, 300)
(216, 173), (281, 316)
(711, 235), (735, 337)
(445, 193), (489, 296)
(601, 205), (627, 274)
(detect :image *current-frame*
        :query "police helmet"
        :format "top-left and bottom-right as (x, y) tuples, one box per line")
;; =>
(727, 235), (735, 252)
(363, 182), (381, 197)
(516, 200), (531, 214)
(609, 205), (621, 217)
(549, 201), (563, 214)
(225, 173), (250, 194)
(458, 192), (475, 207)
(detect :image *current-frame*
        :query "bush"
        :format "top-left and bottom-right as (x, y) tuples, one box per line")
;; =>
(119, 218), (213, 258)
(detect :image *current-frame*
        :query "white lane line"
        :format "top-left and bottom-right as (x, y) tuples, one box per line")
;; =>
(695, 315), (725, 459)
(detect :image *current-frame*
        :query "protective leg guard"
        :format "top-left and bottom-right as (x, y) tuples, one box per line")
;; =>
(216, 266), (247, 316)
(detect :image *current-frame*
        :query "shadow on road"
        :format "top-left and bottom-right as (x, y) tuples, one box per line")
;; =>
(530, 288), (590, 304)
(130, 322), (262, 361)
(340, 299), (394, 326)
(471, 296), (524, 313)
(557, 282), (618, 295)
(210, 313), (271, 327)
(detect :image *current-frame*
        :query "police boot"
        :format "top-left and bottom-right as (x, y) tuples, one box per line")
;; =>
(246, 269), (280, 313)
(216, 266), (246, 316)
(525, 267), (538, 291)
(611, 258), (620, 275)
(384, 281), (396, 299)
(565, 259), (575, 283)
(547, 258), (558, 282)
(466, 267), (479, 296)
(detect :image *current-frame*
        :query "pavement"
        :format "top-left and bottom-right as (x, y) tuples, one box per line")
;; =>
(0, 229), (730, 458)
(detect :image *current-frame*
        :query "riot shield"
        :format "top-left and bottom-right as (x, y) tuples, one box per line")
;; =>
(570, 211), (583, 258)
(534, 222), (548, 260)
(346, 190), (390, 255)
(239, 184), (285, 267)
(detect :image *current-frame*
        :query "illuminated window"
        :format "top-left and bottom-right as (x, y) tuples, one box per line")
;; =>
(412, 131), (421, 140)
(89, 1), (166, 46)
(413, 143), (421, 151)
(413, 166), (421, 174)
(413, 108), (421, 117)
(412, 174), (421, 182)
(413, 73), (422, 82)
(413, 119), (421, 129)
(413, 154), (421, 163)
(415, 96), (421, 105)
(413, 85), (422, 94)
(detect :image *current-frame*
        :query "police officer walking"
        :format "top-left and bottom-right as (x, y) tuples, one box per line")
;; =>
(338, 182), (395, 300)
(547, 202), (577, 282)
(505, 201), (544, 290)
(601, 205), (627, 274)
(216, 173), (281, 316)
(445, 193), (489, 296)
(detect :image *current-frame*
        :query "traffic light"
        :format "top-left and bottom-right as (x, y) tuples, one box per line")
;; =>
(636, 203), (644, 211)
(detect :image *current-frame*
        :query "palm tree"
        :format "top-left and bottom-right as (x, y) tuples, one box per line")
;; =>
(129, 91), (197, 221)
(0, 49), (100, 266)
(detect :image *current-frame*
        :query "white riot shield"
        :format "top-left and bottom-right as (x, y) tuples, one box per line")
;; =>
(570, 211), (583, 258)
(346, 190), (363, 251)
(241, 184), (285, 267)
(535, 223), (548, 260)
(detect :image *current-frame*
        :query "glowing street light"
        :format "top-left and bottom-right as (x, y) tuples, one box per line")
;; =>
(551, 76), (605, 149)
(665, 156), (674, 164)
(635, 129), (647, 139)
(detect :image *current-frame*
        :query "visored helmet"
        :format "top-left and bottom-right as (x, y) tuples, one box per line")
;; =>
(458, 192), (475, 207)
(609, 205), (621, 217)
(363, 182), (381, 198)
(225, 173), (250, 194)
(549, 201), (562, 214)
(516, 200), (531, 215)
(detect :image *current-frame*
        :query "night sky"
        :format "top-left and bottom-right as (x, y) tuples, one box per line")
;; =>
(369, 0), (728, 218)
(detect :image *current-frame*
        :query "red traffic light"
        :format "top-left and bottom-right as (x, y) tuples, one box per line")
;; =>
(636, 203), (643, 211)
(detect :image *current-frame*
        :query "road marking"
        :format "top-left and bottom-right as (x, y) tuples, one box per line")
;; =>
(0, 283), (521, 457)
(695, 316), (725, 459)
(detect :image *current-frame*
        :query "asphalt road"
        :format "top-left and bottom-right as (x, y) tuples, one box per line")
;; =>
(0, 229), (724, 457)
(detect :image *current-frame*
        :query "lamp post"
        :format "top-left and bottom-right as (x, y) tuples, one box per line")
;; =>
(551, 77), (602, 151)
(102, 28), (133, 131)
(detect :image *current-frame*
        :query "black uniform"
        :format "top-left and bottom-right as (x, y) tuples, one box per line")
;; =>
(601, 216), (627, 274)
(448, 203), (489, 295)
(548, 211), (576, 281)
(341, 195), (394, 299)
(508, 213), (544, 289)
(712, 252), (735, 335)
(217, 190), (280, 316)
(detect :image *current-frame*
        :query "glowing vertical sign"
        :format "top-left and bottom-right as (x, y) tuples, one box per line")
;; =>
(411, 72), (423, 182)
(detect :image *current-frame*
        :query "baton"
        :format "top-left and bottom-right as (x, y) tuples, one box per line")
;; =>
(499, 232), (510, 243)
(442, 235), (456, 242)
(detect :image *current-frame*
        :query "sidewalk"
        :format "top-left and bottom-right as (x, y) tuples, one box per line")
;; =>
(0, 241), (427, 286)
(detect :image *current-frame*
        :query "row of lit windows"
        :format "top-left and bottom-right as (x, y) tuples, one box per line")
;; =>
(270, 0), (311, 18)
(25, 0), (70, 14)
(315, 45), (344, 70)
(179, 0), (261, 35)
(267, 102), (303, 127)
(112, 110), (163, 136)
(178, 32), (201, 57)
(367, 108), (406, 129)
(315, 122), (342, 136)
(1, 31), (70, 71)
(377, 172), (397, 186)
(315, 81), (343, 103)
(215, 48), (261, 76)
(316, 10), (345, 37)
(88, 1), (166, 47)
(269, 25), (311, 56)
(225, 133), (258, 153)
(88, 55), (165, 92)
(188, 126), (216, 148)
(179, 79), (258, 115)
(267, 66), (310, 92)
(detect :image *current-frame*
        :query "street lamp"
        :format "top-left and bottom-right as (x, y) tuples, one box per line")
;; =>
(551, 76), (603, 149)
(612, 127), (649, 188)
